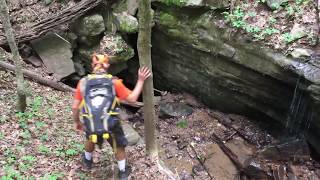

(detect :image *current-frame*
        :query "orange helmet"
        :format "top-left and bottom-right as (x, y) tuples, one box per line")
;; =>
(92, 53), (109, 71)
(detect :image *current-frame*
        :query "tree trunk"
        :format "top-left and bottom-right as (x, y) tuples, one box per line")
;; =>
(137, 0), (158, 157)
(0, 0), (27, 112)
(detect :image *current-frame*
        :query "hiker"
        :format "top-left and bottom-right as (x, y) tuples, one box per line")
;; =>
(72, 53), (151, 179)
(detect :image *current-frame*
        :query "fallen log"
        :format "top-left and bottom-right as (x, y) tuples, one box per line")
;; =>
(0, 0), (103, 46)
(0, 61), (75, 92)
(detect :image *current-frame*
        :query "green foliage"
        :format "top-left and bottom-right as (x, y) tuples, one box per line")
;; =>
(21, 130), (31, 140)
(40, 133), (49, 142)
(40, 173), (64, 180)
(38, 145), (50, 154)
(286, 6), (295, 15)
(35, 121), (46, 129)
(282, 32), (296, 43)
(66, 149), (78, 156)
(158, 12), (178, 27)
(222, 6), (246, 29)
(2, 166), (24, 180)
(295, 0), (310, 5)
(46, 108), (54, 118)
(177, 119), (188, 128)
(268, 17), (277, 24)
(20, 156), (36, 172)
(247, 11), (257, 17)
(0, 132), (4, 140)
(245, 26), (261, 33)
(262, 28), (280, 35)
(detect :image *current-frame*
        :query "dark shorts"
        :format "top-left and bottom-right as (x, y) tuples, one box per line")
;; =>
(84, 117), (128, 148)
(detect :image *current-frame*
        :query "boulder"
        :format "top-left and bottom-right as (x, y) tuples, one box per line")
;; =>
(73, 14), (105, 37)
(114, 12), (138, 34)
(24, 55), (42, 67)
(31, 33), (75, 80)
(159, 102), (193, 118)
(122, 122), (142, 146)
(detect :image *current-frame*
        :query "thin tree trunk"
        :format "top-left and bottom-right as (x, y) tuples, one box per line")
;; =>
(0, 0), (27, 112)
(314, 0), (319, 45)
(137, 0), (158, 157)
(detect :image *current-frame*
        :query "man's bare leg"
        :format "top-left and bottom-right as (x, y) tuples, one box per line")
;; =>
(83, 140), (95, 169)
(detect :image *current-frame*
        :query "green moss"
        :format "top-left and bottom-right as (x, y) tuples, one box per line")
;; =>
(118, 20), (138, 33)
(158, 12), (179, 27)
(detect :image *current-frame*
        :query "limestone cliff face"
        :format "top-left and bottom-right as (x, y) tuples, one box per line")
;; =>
(150, 7), (320, 152)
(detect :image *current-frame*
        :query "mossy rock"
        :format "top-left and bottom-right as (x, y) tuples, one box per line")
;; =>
(114, 12), (138, 34)
(73, 14), (105, 37)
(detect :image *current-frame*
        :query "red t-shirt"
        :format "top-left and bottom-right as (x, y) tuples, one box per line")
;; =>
(73, 79), (131, 105)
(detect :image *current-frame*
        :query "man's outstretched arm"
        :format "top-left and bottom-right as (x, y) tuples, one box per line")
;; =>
(125, 66), (151, 103)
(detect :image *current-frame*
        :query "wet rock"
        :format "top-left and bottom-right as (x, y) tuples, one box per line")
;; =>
(159, 102), (193, 118)
(114, 12), (138, 34)
(31, 33), (74, 80)
(73, 14), (105, 37)
(122, 122), (141, 146)
(290, 48), (313, 59)
(257, 138), (310, 161)
(24, 55), (42, 67)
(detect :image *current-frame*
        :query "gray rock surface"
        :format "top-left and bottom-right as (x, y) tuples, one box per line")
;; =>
(122, 122), (142, 146)
(74, 14), (105, 37)
(159, 102), (193, 118)
(114, 12), (138, 33)
(31, 33), (75, 80)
